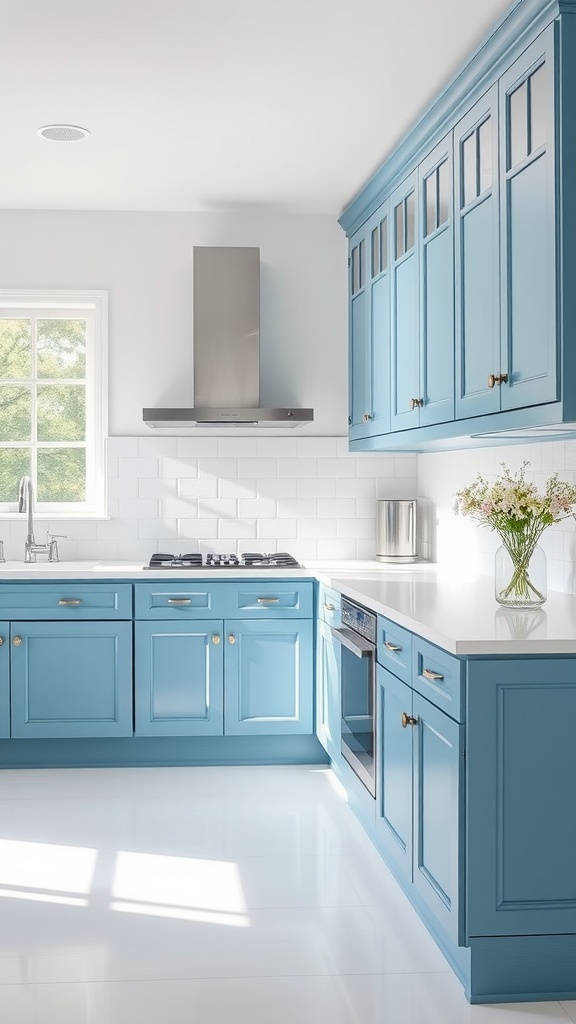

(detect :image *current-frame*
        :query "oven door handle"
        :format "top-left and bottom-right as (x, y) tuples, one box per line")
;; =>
(331, 626), (375, 658)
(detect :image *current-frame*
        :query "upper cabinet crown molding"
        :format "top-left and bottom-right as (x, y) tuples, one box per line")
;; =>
(339, 0), (562, 236)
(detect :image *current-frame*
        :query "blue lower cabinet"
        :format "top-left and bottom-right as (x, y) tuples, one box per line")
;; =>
(316, 618), (341, 762)
(10, 621), (133, 739)
(376, 668), (464, 946)
(375, 666), (413, 882)
(224, 619), (314, 736)
(412, 691), (464, 946)
(134, 620), (224, 736)
(0, 623), (9, 738)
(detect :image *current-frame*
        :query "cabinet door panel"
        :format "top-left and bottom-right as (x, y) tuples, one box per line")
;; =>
(454, 87), (501, 419)
(420, 137), (454, 428)
(375, 667), (413, 881)
(349, 227), (371, 438)
(11, 622), (133, 738)
(500, 26), (557, 411)
(224, 619), (313, 736)
(421, 226), (454, 425)
(413, 693), (464, 945)
(316, 618), (342, 763)
(391, 174), (420, 432)
(0, 624), (8, 738)
(370, 270), (391, 434)
(135, 620), (223, 736)
(467, 658), (576, 938)
(391, 256), (420, 431)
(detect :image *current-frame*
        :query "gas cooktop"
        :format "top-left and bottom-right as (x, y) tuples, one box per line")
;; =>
(144, 551), (302, 570)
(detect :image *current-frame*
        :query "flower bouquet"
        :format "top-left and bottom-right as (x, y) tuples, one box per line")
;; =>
(454, 462), (576, 606)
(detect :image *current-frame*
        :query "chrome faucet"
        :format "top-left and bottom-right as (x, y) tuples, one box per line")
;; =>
(17, 476), (65, 562)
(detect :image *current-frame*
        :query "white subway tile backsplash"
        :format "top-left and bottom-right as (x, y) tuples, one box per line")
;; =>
(238, 498), (276, 519)
(238, 458), (277, 478)
(118, 498), (159, 520)
(277, 458), (317, 478)
(298, 518), (337, 539)
(38, 435), (421, 562)
(178, 519), (218, 539)
(219, 518), (257, 539)
(177, 438), (219, 458)
(198, 498), (238, 519)
(178, 477), (218, 499)
(297, 478), (336, 498)
(318, 458), (356, 478)
(317, 498), (356, 518)
(219, 478), (258, 499)
(258, 518), (297, 539)
(199, 458), (238, 479)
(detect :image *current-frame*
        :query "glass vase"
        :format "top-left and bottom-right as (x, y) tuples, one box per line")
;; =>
(494, 543), (547, 607)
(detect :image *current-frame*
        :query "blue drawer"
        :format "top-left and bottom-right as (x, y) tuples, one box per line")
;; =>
(0, 583), (132, 620)
(412, 636), (464, 722)
(223, 582), (314, 618)
(377, 615), (412, 683)
(135, 582), (227, 619)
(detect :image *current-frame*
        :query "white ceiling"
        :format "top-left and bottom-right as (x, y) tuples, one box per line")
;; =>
(2, 0), (513, 216)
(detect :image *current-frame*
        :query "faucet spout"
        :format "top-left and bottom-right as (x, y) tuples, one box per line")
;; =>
(18, 475), (35, 552)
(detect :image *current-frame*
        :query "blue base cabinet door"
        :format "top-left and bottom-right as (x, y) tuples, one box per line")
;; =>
(316, 618), (342, 762)
(134, 620), (224, 736)
(376, 666), (413, 883)
(224, 619), (314, 736)
(0, 623), (9, 738)
(10, 622), (133, 739)
(412, 692), (464, 946)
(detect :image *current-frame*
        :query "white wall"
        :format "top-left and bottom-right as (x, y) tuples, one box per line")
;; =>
(0, 209), (348, 436)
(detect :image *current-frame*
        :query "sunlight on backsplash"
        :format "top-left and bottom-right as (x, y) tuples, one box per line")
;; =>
(418, 441), (576, 594)
(1, 437), (418, 564)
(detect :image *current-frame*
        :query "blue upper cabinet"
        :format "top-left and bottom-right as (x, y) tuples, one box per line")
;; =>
(499, 26), (557, 412)
(348, 210), (391, 441)
(454, 87), (501, 419)
(390, 172), (420, 431)
(418, 137), (455, 428)
(340, 3), (576, 452)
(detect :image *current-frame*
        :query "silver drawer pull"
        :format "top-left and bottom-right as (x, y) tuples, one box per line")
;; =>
(323, 603), (335, 611)
(423, 668), (444, 681)
(167, 598), (192, 605)
(384, 641), (402, 652)
(257, 597), (280, 604)
(58, 599), (82, 606)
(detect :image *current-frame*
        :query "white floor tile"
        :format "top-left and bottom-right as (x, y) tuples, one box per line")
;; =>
(0, 764), (571, 1023)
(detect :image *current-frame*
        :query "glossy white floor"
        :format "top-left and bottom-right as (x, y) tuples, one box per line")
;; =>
(0, 764), (574, 1024)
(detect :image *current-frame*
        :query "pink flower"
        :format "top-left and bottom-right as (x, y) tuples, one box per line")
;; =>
(481, 501), (493, 514)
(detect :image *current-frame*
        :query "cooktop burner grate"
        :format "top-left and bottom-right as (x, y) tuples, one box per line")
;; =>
(144, 551), (301, 570)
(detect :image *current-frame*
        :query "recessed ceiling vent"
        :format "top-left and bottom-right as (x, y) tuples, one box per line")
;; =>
(37, 124), (90, 142)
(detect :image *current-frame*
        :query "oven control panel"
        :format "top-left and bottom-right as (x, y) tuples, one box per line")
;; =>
(341, 597), (377, 643)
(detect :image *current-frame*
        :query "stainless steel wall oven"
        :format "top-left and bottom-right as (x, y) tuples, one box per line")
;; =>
(332, 597), (377, 797)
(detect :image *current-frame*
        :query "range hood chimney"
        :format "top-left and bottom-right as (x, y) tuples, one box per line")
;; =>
(143, 246), (314, 429)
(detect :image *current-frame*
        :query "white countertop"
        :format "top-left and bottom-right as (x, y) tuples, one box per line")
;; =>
(1, 558), (576, 655)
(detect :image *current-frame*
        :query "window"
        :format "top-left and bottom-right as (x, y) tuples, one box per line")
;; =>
(0, 290), (107, 517)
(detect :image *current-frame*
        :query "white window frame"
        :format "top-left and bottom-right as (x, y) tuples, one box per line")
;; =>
(0, 290), (108, 518)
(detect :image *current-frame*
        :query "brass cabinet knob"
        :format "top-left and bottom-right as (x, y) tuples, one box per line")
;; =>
(211, 634), (221, 645)
(228, 635), (236, 644)
(401, 711), (418, 728)
(0, 636), (4, 645)
(488, 373), (509, 388)
(13, 636), (22, 647)
(409, 398), (424, 410)
(362, 413), (372, 422)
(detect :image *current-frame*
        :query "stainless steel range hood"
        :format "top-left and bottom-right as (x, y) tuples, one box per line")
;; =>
(143, 246), (314, 429)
